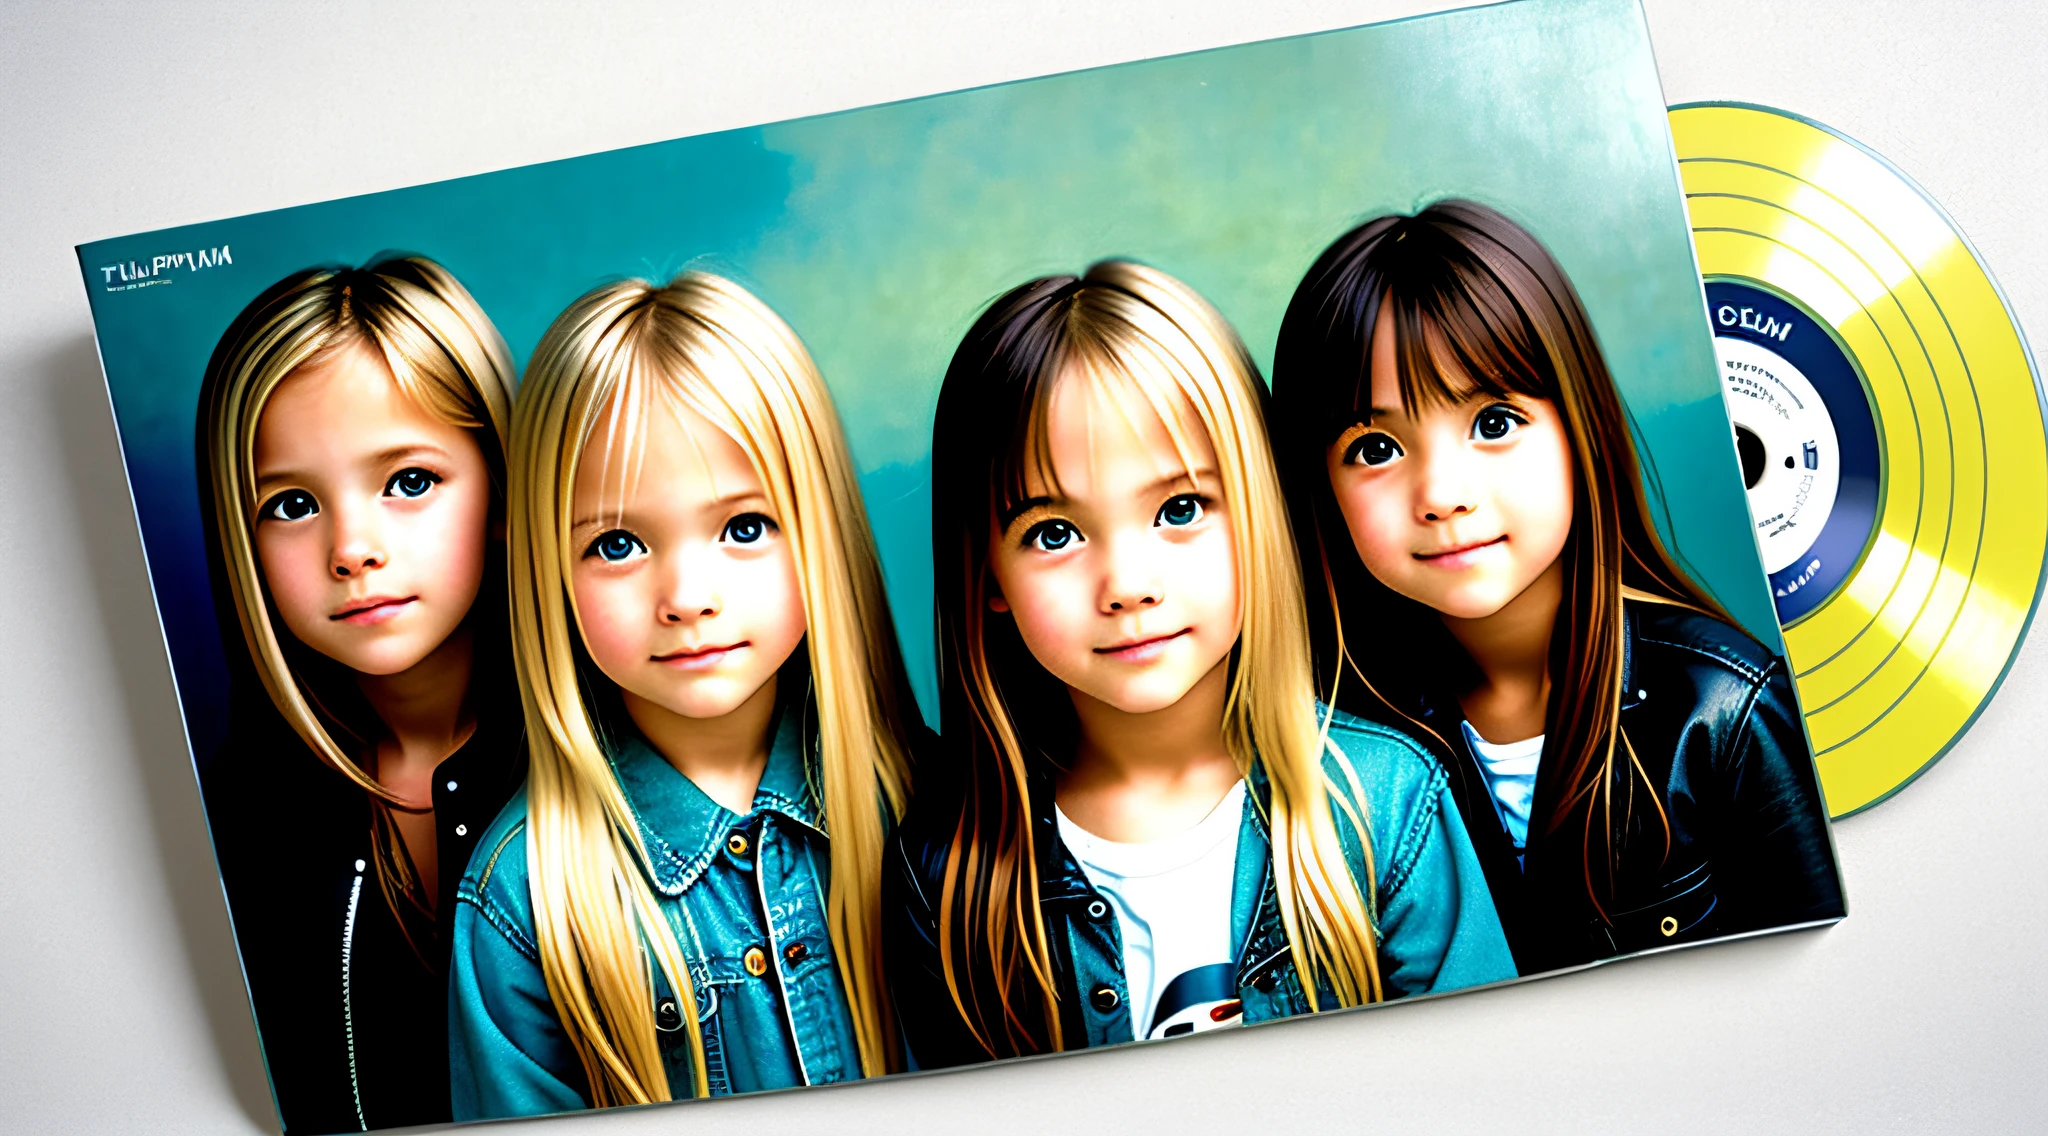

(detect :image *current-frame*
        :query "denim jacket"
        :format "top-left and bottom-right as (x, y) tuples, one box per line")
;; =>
(448, 708), (862, 1119)
(884, 706), (1515, 1067)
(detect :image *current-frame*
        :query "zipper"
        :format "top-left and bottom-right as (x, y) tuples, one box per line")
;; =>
(753, 824), (812, 1087)
(342, 866), (367, 1131)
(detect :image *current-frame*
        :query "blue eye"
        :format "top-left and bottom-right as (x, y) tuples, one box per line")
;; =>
(1024, 519), (1080, 552)
(722, 513), (775, 544)
(385, 467), (441, 498)
(263, 489), (319, 522)
(1155, 494), (1204, 527)
(587, 530), (647, 563)
(1473, 406), (1526, 441)
(1345, 433), (1403, 467)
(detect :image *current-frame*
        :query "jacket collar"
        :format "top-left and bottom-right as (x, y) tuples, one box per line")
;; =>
(434, 690), (526, 794)
(1229, 766), (1283, 982)
(1031, 776), (1097, 903)
(1410, 597), (1648, 721)
(607, 704), (820, 896)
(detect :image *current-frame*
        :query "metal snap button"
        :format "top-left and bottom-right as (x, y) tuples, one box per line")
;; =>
(727, 832), (750, 857)
(655, 998), (683, 1031)
(743, 946), (769, 977)
(455, 823), (467, 836)
(784, 942), (809, 964)
(446, 780), (458, 792)
(1086, 899), (1109, 920)
(1088, 984), (1121, 1012)
(1659, 915), (1679, 937)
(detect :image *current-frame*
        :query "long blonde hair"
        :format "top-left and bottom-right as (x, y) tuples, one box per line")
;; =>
(929, 260), (1381, 1059)
(199, 255), (514, 800)
(509, 271), (915, 1103)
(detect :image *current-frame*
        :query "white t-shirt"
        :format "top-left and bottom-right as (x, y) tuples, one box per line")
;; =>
(1054, 780), (1247, 1040)
(1460, 720), (1543, 860)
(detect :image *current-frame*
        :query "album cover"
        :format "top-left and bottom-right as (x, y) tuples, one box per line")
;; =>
(75, 0), (1845, 1130)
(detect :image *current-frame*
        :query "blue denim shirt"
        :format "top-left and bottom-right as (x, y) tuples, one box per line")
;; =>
(448, 709), (862, 1119)
(886, 705), (1516, 1064)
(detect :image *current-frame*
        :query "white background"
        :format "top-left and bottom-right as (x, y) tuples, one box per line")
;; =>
(3, 2), (2043, 1132)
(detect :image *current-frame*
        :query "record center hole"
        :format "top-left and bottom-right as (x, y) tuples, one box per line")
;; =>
(1734, 425), (1767, 489)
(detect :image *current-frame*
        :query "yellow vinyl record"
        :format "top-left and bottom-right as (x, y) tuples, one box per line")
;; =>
(1670, 103), (2048, 817)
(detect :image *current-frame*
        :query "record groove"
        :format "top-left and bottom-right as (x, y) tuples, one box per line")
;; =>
(1670, 103), (2047, 817)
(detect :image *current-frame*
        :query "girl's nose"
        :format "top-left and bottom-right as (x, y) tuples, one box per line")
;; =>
(657, 548), (721, 622)
(329, 503), (386, 578)
(1100, 535), (1163, 612)
(1417, 447), (1477, 523)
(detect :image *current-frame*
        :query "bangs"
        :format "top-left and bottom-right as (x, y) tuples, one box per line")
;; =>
(1382, 273), (1557, 417)
(1296, 213), (1564, 440)
(998, 333), (1214, 524)
(569, 299), (761, 533)
(361, 284), (490, 433)
(241, 270), (504, 509)
(270, 270), (493, 444)
(994, 340), (1059, 521)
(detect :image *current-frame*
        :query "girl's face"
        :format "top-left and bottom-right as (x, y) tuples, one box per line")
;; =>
(569, 397), (806, 724)
(1325, 303), (1575, 621)
(252, 342), (493, 676)
(987, 369), (1241, 716)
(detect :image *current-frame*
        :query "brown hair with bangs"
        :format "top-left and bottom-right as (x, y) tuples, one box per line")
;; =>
(1269, 200), (1736, 917)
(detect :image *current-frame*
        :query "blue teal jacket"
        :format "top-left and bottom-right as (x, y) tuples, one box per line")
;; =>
(884, 705), (1515, 1066)
(448, 709), (864, 1119)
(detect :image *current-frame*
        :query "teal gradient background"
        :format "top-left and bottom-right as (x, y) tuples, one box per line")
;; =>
(77, 0), (1771, 766)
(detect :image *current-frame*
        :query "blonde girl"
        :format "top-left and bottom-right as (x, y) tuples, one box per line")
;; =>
(196, 255), (523, 1132)
(448, 271), (918, 1116)
(884, 261), (1511, 1067)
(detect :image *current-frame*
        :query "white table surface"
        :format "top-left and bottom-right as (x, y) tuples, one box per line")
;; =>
(3, 2), (2042, 1131)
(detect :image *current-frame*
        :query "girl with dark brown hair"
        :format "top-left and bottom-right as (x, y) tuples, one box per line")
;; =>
(1270, 201), (1843, 974)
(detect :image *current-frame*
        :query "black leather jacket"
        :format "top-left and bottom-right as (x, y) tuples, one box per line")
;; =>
(1396, 601), (1845, 975)
(203, 700), (523, 1134)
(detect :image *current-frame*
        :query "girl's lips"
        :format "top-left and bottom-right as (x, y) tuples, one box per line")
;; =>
(1094, 627), (1192, 662)
(653, 642), (748, 671)
(330, 596), (416, 624)
(1413, 535), (1508, 570)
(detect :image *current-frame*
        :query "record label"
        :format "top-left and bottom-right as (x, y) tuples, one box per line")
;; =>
(1708, 280), (1882, 624)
